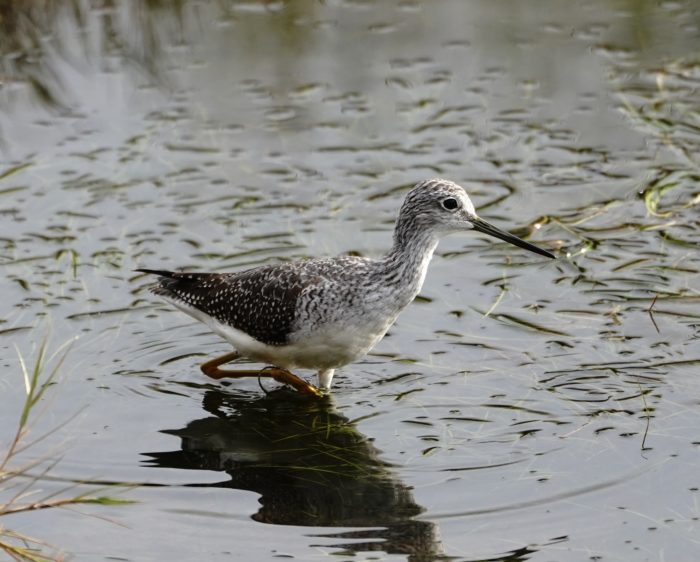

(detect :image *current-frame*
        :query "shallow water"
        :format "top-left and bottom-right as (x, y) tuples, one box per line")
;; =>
(1, 1), (699, 561)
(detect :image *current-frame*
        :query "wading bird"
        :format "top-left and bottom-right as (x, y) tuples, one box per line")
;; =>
(138, 178), (554, 396)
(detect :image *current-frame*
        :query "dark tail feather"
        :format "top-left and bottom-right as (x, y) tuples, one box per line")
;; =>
(135, 268), (176, 278)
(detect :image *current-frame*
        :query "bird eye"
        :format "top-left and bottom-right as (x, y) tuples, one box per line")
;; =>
(442, 198), (459, 211)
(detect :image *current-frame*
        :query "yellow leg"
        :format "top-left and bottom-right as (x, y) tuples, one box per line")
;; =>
(200, 351), (323, 397)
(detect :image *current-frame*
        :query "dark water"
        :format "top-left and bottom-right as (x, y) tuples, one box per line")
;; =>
(1, 1), (699, 561)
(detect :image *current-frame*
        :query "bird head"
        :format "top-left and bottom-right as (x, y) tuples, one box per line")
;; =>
(398, 179), (554, 259)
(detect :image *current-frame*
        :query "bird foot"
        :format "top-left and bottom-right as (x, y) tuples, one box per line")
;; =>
(262, 366), (324, 397)
(200, 352), (323, 397)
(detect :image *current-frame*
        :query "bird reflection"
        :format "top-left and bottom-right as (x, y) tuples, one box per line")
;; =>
(143, 388), (446, 561)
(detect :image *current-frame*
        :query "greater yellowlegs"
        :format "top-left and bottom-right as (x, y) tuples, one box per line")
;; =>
(138, 178), (554, 396)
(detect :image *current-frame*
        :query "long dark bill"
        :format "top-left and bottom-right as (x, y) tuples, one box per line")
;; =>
(470, 217), (555, 259)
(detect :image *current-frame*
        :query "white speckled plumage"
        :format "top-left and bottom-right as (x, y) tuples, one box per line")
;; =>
(139, 179), (554, 392)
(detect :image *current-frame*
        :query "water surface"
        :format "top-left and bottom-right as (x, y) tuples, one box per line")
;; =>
(1, 1), (699, 561)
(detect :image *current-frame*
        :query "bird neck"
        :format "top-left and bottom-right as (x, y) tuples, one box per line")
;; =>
(380, 216), (439, 300)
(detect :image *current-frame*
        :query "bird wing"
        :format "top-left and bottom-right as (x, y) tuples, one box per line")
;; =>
(141, 266), (317, 346)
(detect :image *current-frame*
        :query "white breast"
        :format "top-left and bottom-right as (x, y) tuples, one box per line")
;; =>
(165, 294), (395, 371)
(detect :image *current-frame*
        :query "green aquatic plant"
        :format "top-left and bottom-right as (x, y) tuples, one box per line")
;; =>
(0, 339), (132, 562)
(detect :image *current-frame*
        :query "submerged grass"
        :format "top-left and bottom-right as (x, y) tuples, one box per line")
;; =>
(1, 339), (133, 562)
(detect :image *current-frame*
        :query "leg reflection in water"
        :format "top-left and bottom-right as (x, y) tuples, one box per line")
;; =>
(143, 389), (446, 561)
